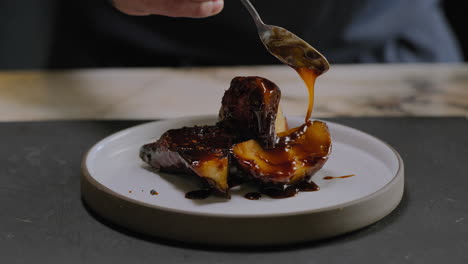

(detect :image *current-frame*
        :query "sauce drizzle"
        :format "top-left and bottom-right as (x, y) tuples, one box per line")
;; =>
(295, 67), (318, 122)
(183, 38), (327, 200)
(323, 174), (355, 180)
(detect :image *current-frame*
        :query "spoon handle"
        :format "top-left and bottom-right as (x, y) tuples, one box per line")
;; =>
(240, 0), (269, 33)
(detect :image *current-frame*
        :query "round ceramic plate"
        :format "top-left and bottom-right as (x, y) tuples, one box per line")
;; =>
(81, 116), (404, 246)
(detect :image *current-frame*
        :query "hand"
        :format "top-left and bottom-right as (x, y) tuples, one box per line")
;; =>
(111, 0), (224, 18)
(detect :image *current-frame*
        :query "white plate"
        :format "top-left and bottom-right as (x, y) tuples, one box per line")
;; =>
(81, 116), (404, 246)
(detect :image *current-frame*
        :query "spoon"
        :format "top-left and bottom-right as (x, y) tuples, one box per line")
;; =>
(240, 0), (330, 75)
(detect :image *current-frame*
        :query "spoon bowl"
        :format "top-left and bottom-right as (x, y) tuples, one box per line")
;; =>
(240, 0), (330, 75)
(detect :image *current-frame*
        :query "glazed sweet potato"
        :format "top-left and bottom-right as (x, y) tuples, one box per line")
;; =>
(140, 126), (236, 196)
(232, 120), (331, 188)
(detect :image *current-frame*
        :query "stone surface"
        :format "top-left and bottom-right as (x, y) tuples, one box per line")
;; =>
(0, 64), (467, 121)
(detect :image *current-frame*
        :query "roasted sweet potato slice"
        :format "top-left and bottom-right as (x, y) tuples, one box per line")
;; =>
(232, 120), (331, 187)
(140, 126), (236, 196)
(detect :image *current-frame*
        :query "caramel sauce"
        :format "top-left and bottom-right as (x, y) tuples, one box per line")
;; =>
(234, 120), (330, 182)
(180, 68), (325, 200)
(248, 63), (323, 198)
(295, 67), (318, 122)
(261, 186), (297, 199)
(231, 62), (330, 198)
(264, 27), (330, 74)
(323, 174), (355, 180)
(261, 180), (319, 199)
(264, 27), (325, 122)
(182, 35), (326, 200)
(163, 126), (233, 163)
(185, 189), (211, 199)
(244, 192), (262, 200)
(228, 176), (244, 188)
(296, 181), (320, 191)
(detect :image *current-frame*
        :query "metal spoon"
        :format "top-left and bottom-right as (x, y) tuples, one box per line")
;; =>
(240, 0), (330, 75)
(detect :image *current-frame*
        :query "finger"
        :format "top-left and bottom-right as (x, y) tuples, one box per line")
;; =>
(111, 0), (152, 16)
(154, 0), (224, 18)
(112, 0), (224, 18)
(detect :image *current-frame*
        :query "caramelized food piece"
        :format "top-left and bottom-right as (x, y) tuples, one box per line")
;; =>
(141, 74), (331, 199)
(275, 104), (288, 134)
(232, 120), (331, 188)
(140, 126), (236, 196)
(218, 76), (285, 148)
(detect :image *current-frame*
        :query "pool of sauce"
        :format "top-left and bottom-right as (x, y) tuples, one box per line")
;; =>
(228, 176), (244, 188)
(261, 181), (320, 199)
(296, 181), (320, 191)
(185, 189), (211, 200)
(323, 174), (355, 180)
(261, 186), (297, 198)
(244, 192), (262, 200)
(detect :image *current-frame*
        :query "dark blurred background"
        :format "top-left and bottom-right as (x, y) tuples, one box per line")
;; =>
(0, 0), (466, 70)
(443, 0), (468, 60)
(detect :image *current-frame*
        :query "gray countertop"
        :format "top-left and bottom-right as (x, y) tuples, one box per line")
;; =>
(1, 118), (467, 263)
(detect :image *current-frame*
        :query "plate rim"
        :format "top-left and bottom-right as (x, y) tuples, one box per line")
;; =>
(81, 115), (404, 218)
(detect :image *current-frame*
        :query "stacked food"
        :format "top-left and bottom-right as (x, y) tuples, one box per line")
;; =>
(140, 76), (331, 199)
